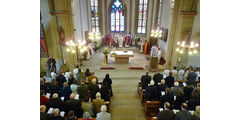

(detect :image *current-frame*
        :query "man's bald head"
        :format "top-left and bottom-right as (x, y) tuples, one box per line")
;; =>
(181, 103), (188, 110)
(70, 93), (75, 99)
(164, 102), (171, 110)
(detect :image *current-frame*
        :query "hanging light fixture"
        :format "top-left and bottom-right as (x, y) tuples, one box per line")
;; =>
(176, 30), (199, 55)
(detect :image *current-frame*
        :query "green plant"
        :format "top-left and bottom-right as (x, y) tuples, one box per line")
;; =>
(103, 48), (110, 55)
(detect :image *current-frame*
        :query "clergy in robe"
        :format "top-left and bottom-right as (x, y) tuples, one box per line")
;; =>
(119, 35), (124, 48)
(125, 34), (131, 47)
(150, 45), (158, 57)
(114, 36), (119, 48)
(143, 40), (150, 55)
(138, 39), (144, 53)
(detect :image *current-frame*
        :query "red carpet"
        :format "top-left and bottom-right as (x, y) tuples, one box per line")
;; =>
(100, 67), (115, 70)
(129, 67), (144, 70)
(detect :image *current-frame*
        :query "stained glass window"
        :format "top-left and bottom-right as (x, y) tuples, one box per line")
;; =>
(90, 0), (99, 32)
(111, 0), (124, 32)
(137, 0), (148, 34)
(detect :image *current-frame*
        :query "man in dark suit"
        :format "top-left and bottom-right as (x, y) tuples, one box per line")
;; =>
(160, 88), (174, 108)
(56, 70), (67, 88)
(157, 102), (174, 120)
(48, 93), (64, 111)
(88, 78), (100, 100)
(165, 72), (174, 88)
(157, 80), (168, 91)
(40, 105), (50, 120)
(153, 70), (163, 86)
(174, 103), (192, 120)
(64, 93), (83, 118)
(186, 68), (197, 85)
(144, 80), (158, 101)
(141, 72), (152, 89)
(78, 83), (89, 100)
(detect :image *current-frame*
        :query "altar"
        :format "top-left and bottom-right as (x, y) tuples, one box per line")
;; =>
(110, 51), (134, 64)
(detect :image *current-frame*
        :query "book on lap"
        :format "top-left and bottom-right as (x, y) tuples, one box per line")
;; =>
(173, 109), (179, 114)
(61, 97), (64, 101)
(75, 94), (79, 100)
(60, 111), (65, 117)
(47, 108), (54, 114)
(45, 93), (51, 98)
(161, 91), (165, 96)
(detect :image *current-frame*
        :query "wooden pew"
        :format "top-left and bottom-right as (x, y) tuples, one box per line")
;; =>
(105, 101), (110, 113)
(144, 101), (161, 120)
(139, 89), (146, 104)
(138, 81), (142, 95)
(152, 117), (158, 120)
(78, 118), (96, 120)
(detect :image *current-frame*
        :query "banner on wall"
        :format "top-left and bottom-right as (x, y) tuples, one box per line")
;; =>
(40, 24), (48, 58)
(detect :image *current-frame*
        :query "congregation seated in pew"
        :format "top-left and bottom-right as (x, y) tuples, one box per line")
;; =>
(157, 102), (174, 120)
(138, 66), (200, 120)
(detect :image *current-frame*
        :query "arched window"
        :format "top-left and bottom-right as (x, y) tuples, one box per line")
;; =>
(90, 0), (99, 32)
(111, 0), (124, 32)
(137, 0), (148, 34)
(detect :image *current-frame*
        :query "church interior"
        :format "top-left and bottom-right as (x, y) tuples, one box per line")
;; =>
(40, 0), (200, 120)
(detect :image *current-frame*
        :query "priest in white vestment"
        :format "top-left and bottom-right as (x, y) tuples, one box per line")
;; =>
(150, 45), (158, 57)
(163, 69), (170, 79)
(138, 40), (144, 53)
(118, 35), (122, 47)
(177, 68), (185, 80)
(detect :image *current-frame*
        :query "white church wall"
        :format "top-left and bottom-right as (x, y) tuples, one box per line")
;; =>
(72, 0), (82, 42)
(158, 0), (172, 60)
(187, 0), (200, 67)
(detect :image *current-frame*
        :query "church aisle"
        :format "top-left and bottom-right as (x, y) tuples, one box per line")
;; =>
(81, 49), (148, 120)
(110, 78), (146, 120)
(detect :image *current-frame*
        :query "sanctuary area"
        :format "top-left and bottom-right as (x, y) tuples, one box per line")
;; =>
(40, 0), (200, 120)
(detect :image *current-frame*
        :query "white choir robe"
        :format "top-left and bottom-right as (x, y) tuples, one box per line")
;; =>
(150, 46), (158, 57)
(86, 50), (90, 60)
(157, 50), (162, 60)
(177, 69), (185, 80)
(51, 72), (56, 80)
(171, 70), (178, 80)
(138, 41), (143, 53)
(73, 68), (78, 79)
(119, 36), (123, 47)
(163, 69), (170, 79)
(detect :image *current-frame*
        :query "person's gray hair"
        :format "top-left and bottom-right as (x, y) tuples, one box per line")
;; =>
(92, 78), (97, 84)
(40, 105), (46, 112)
(83, 112), (90, 118)
(150, 80), (155, 85)
(101, 105), (107, 112)
(174, 82), (179, 87)
(53, 93), (58, 98)
(52, 108), (60, 115)
(96, 92), (101, 98)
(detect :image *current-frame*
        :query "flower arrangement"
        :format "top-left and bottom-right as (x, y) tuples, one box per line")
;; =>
(103, 48), (110, 55)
